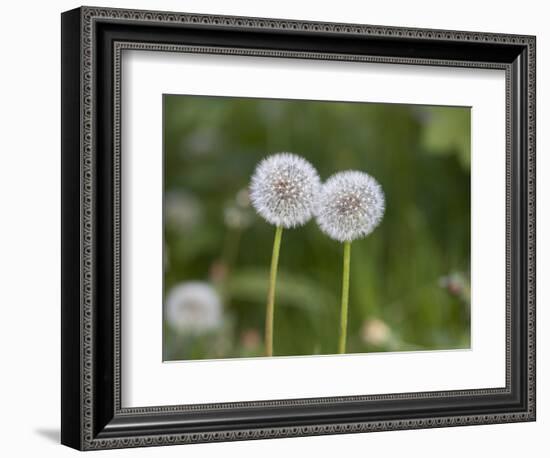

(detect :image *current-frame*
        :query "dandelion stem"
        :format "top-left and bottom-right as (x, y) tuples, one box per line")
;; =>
(265, 225), (283, 357)
(339, 241), (351, 354)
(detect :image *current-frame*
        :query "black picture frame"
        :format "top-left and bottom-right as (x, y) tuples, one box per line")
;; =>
(61, 6), (536, 450)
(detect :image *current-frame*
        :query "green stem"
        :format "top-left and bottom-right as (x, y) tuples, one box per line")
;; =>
(338, 241), (352, 354)
(265, 225), (283, 357)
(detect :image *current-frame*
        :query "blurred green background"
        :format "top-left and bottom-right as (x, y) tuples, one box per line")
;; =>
(163, 94), (471, 361)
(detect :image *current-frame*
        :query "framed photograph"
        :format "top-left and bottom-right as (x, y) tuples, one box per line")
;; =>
(61, 6), (536, 450)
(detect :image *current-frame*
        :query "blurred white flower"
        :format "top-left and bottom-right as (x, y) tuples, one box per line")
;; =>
(235, 188), (251, 208)
(224, 188), (253, 230)
(439, 271), (470, 302)
(250, 153), (321, 228)
(315, 171), (385, 242)
(224, 205), (252, 230)
(165, 191), (202, 231)
(165, 282), (223, 334)
(361, 318), (391, 346)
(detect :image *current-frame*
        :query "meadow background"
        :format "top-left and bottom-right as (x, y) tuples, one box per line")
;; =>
(163, 94), (471, 361)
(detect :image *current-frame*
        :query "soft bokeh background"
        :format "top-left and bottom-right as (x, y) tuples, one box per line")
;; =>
(163, 95), (470, 361)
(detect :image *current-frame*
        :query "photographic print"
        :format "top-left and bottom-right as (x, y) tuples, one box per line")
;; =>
(163, 95), (471, 361)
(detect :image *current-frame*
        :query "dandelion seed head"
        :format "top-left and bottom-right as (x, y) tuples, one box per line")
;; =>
(165, 282), (223, 334)
(250, 153), (320, 228)
(315, 170), (385, 242)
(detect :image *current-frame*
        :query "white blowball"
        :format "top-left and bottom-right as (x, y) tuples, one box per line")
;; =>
(165, 282), (223, 334)
(250, 153), (321, 228)
(315, 170), (385, 242)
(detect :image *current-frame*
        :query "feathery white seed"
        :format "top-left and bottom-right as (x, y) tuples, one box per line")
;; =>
(165, 282), (223, 334)
(250, 153), (321, 228)
(315, 170), (385, 242)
